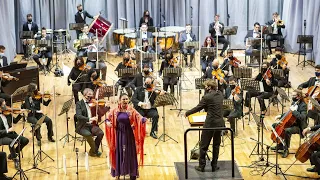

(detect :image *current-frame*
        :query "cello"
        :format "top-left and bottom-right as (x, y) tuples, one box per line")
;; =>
(295, 128), (320, 163)
(271, 100), (300, 142)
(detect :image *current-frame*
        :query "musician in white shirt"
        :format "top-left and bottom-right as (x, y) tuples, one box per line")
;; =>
(179, 24), (197, 67)
(209, 14), (230, 57)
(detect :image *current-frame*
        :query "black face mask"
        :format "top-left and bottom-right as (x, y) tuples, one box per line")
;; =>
(275, 54), (282, 60)
(79, 9), (83, 12)
(143, 70), (149, 75)
(230, 85), (236, 89)
(145, 14), (149, 17)
(86, 96), (92, 102)
(262, 68), (267, 73)
(27, 19), (32, 23)
(145, 83), (151, 88)
(229, 56), (234, 59)
(292, 97), (298, 102)
(213, 66), (219, 70)
(124, 58), (130, 62)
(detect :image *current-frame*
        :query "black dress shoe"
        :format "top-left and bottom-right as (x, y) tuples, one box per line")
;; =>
(281, 149), (289, 158)
(211, 166), (220, 172)
(195, 166), (205, 172)
(96, 151), (102, 157)
(0, 174), (13, 180)
(271, 145), (284, 151)
(307, 166), (317, 172)
(150, 132), (158, 139)
(48, 138), (55, 142)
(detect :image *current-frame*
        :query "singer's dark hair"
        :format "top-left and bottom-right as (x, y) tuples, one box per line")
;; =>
(119, 93), (128, 100)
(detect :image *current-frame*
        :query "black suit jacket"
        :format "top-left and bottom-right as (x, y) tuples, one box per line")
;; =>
(0, 114), (22, 139)
(209, 22), (225, 37)
(186, 90), (225, 128)
(75, 100), (90, 134)
(129, 73), (144, 90)
(132, 86), (157, 111)
(75, 11), (93, 24)
(22, 22), (39, 35)
(139, 17), (154, 28)
(0, 56), (8, 67)
(298, 77), (317, 89)
(291, 101), (308, 131)
(266, 20), (285, 35)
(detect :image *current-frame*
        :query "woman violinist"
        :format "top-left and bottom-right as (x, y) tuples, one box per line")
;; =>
(301, 124), (320, 174)
(159, 52), (178, 94)
(271, 89), (307, 158)
(68, 56), (88, 103)
(270, 47), (290, 87)
(200, 36), (215, 74)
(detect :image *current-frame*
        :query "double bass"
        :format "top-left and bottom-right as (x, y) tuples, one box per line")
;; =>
(295, 129), (320, 163)
(271, 100), (300, 142)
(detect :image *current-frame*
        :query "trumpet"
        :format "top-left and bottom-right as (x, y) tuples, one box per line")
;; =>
(277, 19), (284, 26)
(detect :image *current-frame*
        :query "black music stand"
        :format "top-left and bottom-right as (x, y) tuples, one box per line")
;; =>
(154, 93), (178, 146)
(200, 47), (216, 57)
(221, 99), (234, 146)
(261, 126), (287, 179)
(20, 31), (34, 39)
(297, 35), (314, 68)
(87, 51), (107, 62)
(58, 98), (75, 147)
(249, 113), (267, 160)
(11, 128), (27, 180)
(276, 87), (289, 115)
(246, 39), (262, 67)
(233, 68), (252, 79)
(69, 23), (85, 31)
(25, 115), (51, 174)
(223, 26), (238, 50)
(183, 41), (200, 50)
(35, 40), (52, 75)
(194, 78), (207, 103)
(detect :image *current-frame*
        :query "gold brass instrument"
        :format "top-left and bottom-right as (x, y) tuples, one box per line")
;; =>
(73, 39), (80, 49)
(277, 19), (284, 26)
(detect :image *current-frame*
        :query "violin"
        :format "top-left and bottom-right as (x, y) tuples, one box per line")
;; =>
(169, 57), (178, 67)
(88, 99), (107, 107)
(229, 57), (241, 68)
(2, 107), (29, 116)
(231, 85), (241, 96)
(78, 64), (91, 71)
(0, 72), (19, 81)
(124, 59), (136, 67)
(261, 67), (272, 81)
(92, 78), (106, 87)
(33, 91), (53, 100)
(211, 68), (225, 81)
(277, 56), (288, 69)
(146, 84), (155, 92)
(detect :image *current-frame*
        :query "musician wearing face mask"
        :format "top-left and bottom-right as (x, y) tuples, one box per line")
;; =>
(185, 80), (224, 172)
(115, 53), (135, 96)
(0, 98), (29, 170)
(76, 24), (95, 57)
(0, 46), (8, 67)
(266, 12), (285, 54)
(223, 76), (243, 133)
(24, 83), (54, 146)
(33, 27), (52, 70)
(271, 89), (307, 158)
(132, 77), (164, 139)
(68, 57), (86, 103)
(203, 59), (226, 92)
(209, 14), (230, 57)
(201, 36), (216, 74)
(302, 125), (320, 175)
(75, 88), (103, 157)
(75, 4), (94, 38)
(129, 63), (153, 91)
(244, 62), (274, 115)
(86, 37), (107, 80)
(142, 39), (155, 53)
(159, 52), (178, 94)
(270, 47), (290, 87)
(298, 65), (320, 125)
(137, 23), (153, 39)
(139, 10), (154, 28)
(22, 14), (39, 58)
(220, 50), (240, 81)
(179, 24), (197, 67)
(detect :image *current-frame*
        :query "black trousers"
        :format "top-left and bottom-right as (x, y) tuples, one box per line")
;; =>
(181, 48), (195, 65)
(223, 109), (241, 133)
(0, 152), (7, 174)
(33, 51), (52, 68)
(0, 93), (11, 106)
(199, 129), (222, 167)
(244, 90), (273, 112)
(27, 113), (54, 140)
(216, 36), (229, 55)
(266, 34), (284, 52)
(163, 77), (178, 94)
(308, 110), (320, 125)
(272, 123), (300, 149)
(72, 83), (83, 104)
(310, 150), (320, 175)
(0, 132), (29, 158)
(136, 108), (159, 133)
(79, 124), (104, 153)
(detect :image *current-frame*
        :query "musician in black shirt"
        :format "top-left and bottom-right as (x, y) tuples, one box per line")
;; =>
(68, 57), (86, 103)
(159, 52), (178, 94)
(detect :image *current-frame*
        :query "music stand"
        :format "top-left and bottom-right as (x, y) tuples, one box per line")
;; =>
(87, 51), (107, 61)
(276, 87), (290, 115)
(194, 78), (207, 104)
(11, 128), (28, 180)
(223, 26), (238, 48)
(271, 69), (284, 79)
(165, 68), (184, 116)
(183, 41), (200, 50)
(240, 79), (260, 92)
(200, 47), (216, 57)
(296, 35), (314, 68)
(25, 115), (51, 174)
(262, 126), (287, 179)
(118, 68), (138, 78)
(233, 68), (252, 79)
(58, 98), (75, 147)
(154, 93), (178, 146)
(69, 23), (85, 31)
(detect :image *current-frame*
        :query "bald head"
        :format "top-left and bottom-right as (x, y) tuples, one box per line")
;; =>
(212, 59), (219, 69)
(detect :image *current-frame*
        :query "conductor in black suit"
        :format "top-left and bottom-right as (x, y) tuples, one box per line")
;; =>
(75, 88), (104, 157)
(132, 77), (163, 139)
(22, 14), (39, 57)
(209, 14), (229, 57)
(0, 46), (9, 67)
(75, 4), (94, 38)
(185, 79), (225, 172)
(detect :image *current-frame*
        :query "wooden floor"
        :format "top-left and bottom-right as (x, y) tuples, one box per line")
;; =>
(3, 50), (319, 180)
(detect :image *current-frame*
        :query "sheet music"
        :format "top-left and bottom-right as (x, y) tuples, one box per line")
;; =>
(259, 82), (264, 92)
(192, 115), (206, 123)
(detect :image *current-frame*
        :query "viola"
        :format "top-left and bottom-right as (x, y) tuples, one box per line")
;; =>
(277, 56), (288, 69)
(211, 68), (225, 81)
(88, 98), (109, 126)
(229, 57), (241, 68)
(231, 85), (241, 96)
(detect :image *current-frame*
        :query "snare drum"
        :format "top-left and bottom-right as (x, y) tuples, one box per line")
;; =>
(113, 29), (135, 45)
(124, 33), (137, 49)
(152, 32), (175, 50)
